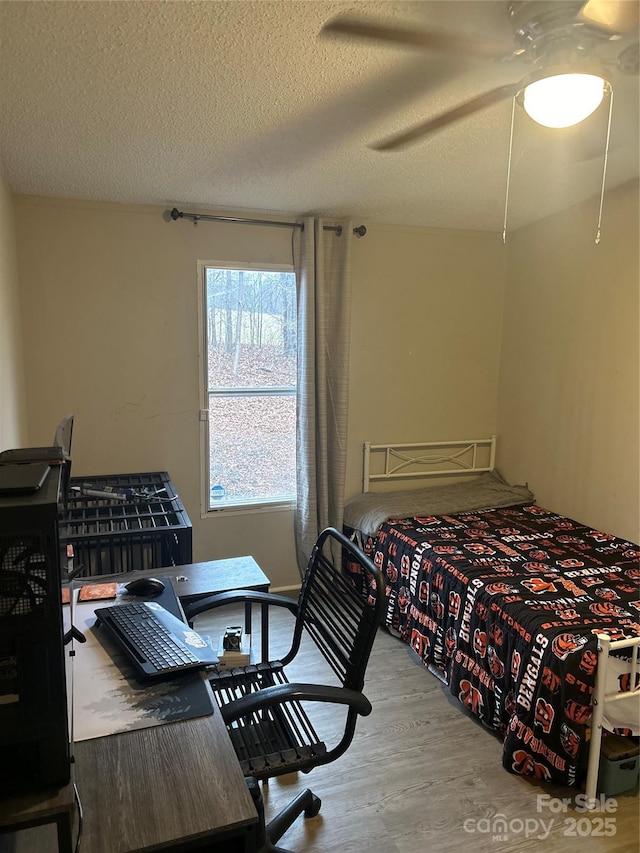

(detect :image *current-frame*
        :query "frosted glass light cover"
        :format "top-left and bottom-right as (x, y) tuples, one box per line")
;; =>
(523, 73), (606, 128)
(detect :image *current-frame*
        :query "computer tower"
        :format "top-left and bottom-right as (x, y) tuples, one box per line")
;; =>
(0, 465), (71, 792)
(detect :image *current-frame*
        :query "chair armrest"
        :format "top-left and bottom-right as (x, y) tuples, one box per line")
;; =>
(220, 682), (372, 724)
(182, 590), (298, 621)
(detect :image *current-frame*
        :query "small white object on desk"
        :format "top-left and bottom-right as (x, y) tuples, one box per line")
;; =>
(216, 631), (251, 669)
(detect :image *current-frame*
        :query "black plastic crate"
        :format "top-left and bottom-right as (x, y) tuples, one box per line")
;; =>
(58, 472), (192, 576)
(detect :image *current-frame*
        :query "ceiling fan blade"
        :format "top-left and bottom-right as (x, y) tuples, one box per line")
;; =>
(321, 16), (511, 60)
(578, 0), (640, 34)
(371, 84), (519, 151)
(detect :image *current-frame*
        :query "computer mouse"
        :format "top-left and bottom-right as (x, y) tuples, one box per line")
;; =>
(124, 577), (165, 597)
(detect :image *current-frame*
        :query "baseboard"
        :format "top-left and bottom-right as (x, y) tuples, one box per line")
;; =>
(270, 584), (300, 597)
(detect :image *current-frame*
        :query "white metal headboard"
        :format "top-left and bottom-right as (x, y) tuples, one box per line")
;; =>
(363, 436), (496, 492)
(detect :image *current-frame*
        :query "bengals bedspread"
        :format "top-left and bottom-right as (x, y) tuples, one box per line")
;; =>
(344, 504), (640, 787)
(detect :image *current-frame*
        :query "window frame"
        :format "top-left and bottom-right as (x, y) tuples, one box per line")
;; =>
(197, 259), (297, 519)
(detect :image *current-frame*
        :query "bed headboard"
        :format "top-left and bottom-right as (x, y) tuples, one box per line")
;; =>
(363, 436), (496, 492)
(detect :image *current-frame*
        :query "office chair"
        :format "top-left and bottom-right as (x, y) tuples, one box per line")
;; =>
(182, 527), (384, 853)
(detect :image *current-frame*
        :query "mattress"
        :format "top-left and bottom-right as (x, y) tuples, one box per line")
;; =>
(344, 503), (640, 787)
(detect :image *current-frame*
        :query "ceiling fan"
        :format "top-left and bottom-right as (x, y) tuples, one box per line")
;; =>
(322, 0), (639, 151)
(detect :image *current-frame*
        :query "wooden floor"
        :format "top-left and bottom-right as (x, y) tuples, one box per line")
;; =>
(194, 603), (640, 853)
(4, 602), (636, 852)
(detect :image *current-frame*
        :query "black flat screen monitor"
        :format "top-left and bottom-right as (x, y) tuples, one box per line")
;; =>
(54, 414), (74, 459)
(54, 414), (74, 505)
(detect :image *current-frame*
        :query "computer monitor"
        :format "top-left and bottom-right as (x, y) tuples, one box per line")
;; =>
(54, 414), (74, 458)
(53, 415), (74, 506)
(0, 414), (75, 504)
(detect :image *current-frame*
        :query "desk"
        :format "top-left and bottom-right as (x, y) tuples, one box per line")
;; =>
(73, 710), (257, 852)
(0, 557), (267, 852)
(163, 557), (272, 659)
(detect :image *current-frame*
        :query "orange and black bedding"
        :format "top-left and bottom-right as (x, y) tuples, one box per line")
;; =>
(344, 503), (640, 787)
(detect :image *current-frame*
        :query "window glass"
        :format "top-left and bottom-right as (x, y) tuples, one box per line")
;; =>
(203, 266), (296, 509)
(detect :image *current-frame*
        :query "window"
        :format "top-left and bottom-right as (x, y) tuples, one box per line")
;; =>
(200, 263), (296, 511)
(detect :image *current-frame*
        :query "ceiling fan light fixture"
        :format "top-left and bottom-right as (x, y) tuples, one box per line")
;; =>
(520, 71), (609, 129)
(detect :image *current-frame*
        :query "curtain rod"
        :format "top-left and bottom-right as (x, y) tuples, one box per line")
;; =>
(169, 208), (366, 237)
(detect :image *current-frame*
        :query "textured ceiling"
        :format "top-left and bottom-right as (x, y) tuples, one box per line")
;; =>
(1, 0), (638, 231)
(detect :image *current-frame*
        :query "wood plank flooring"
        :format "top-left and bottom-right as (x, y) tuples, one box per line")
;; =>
(3, 600), (636, 852)
(194, 602), (640, 853)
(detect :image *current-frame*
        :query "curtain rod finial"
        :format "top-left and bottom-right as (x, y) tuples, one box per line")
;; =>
(353, 225), (367, 238)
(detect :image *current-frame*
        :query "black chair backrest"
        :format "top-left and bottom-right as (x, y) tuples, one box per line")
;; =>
(287, 527), (384, 692)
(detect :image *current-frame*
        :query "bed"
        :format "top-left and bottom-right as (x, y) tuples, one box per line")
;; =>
(343, 438), (640, 801)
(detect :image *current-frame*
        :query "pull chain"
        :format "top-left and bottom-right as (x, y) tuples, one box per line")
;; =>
(502, 96), (517, 245)
(595, 85), (614, 245)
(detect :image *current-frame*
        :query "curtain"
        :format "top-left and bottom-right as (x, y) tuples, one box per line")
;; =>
(293, 217), (353, 574)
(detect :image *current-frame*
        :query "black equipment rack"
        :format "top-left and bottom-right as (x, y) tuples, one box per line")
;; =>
(58, 472), (192, 576)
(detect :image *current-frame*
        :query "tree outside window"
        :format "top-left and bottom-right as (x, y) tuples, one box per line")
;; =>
(202, 265), (296, 509)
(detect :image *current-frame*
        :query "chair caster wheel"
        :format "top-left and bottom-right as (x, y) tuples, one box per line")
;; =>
(305, 794), (321, 818)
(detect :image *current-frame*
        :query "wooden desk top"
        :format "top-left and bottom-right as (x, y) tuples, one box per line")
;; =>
(85, 556), (270, 603)
(73, 687), (256, 852)
(157, 557), (270, 601)
(1, 701), (257, 853)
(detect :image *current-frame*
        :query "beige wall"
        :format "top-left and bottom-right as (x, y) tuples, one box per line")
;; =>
(13, 197), (506, 587)
(497, 179), (640, 544)
(9, 184), (638, 579)
(346, 222), (507, 499)
(0, 168), (26, 450)
(13, 196), (299, 587)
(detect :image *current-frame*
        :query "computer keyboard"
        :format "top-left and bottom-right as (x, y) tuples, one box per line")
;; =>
(94, 601), (218, 679)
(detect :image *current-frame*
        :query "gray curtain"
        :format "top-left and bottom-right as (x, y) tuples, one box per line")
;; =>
(293, 217), (353, 574)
